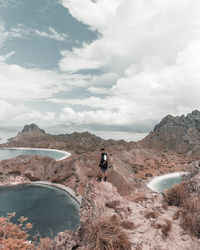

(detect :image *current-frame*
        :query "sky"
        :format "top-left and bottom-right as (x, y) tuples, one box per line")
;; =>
(0, 0), (200, 132)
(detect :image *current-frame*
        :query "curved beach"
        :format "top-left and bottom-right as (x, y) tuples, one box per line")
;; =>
(147, 172), (189, 192)
(0, 147), (71, 161)
(32, 181), (82, 204)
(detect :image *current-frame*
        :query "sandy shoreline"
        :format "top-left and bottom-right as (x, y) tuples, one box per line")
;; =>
(147, 172), (189, 192)
(0, 147), (71, 161)
(33, 181), (82, 204)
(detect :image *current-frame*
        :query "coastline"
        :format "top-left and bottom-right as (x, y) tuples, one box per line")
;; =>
(0, 147), (71, 161)
(0, 179), (82, 204)
(147, 171), (189, 192)
(32, 181), (82, 204)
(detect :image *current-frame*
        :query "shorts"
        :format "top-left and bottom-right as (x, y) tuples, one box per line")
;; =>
(100, 166), (107, 173)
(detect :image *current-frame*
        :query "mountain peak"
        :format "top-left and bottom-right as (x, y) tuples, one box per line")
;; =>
(21, 124), (46, 134)
(187, 110), (200, 121)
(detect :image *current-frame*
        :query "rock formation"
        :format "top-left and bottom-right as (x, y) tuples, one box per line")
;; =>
(141, 110), (200, 157)
(51, 180), (199, 249)
(2, 124), (128, 154)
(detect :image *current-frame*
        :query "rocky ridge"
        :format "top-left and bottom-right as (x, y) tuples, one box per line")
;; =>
(2, 124), (128, 154)
(50, 179), (200, 249)
(141, 110), (200, 157)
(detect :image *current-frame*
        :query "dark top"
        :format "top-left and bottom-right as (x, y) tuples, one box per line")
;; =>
(99, 153), (108, 168)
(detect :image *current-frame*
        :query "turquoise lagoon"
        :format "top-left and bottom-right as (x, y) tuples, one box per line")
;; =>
(0, 184), (80, 238)
(147, 172), (188, 193)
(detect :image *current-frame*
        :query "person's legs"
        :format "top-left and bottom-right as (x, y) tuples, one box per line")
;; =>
(97, 168), (107, 182)
(97, 168), (103, 181)
(103, 169), (107, 181)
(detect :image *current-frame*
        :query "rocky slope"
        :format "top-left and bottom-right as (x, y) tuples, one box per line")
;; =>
(0, 145), (194, 198)
(0, 123), (195, 196)
(141, 110), (200, 158)
(51, 179), (200, 249)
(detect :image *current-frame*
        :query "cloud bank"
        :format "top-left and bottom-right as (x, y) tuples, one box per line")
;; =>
(1, 0), (200, 129)
(56, 0), (200, 127)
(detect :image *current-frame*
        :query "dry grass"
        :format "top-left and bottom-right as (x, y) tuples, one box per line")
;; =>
(181, 198), (200, 238)
(36, 237), (53, 250)
(145, 210), (159, 219)
(163, 182), (200, 238)
(161, 219), (171, 237)
(162, 202), (168, 210)
(121, 220), (135, 230)
(164, 183), (188, 206)
(85, 216), (131, 250)
(151, 219), (172, 237)
(172, 210), (183, 220)
(127, 207), (132, 214)
(130, 193), (148, 203)
(105, 200), (120, 209)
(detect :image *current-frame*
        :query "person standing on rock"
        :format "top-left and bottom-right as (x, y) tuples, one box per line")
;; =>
(97, 148), (108, 182)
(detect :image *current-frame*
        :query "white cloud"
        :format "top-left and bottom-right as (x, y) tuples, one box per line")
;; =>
(59, 106), (129, 126)
(87, 87), (108, 94)
(58, 0), (200, 127)
(0, 23), (24, 48)
(0, 51), (15, 62)
(0, 23), (68, 49)
(0, 61), (73, 100)
(0, 100), (56, 127)
(34, 27), (68, 41)
(1, 0), (200, 128)
(61, 0), (121, 31)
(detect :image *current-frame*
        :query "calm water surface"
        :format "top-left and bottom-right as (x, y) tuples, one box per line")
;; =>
(0, 184), (80, 238)
(0, 148), (69, 161)
(147, 174), (184, 193)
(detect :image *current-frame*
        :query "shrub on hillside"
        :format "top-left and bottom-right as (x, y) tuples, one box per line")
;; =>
(84, 215), (131, 250)
(164, 183), (188, 206)
(182, 198), (200, 238)
(0, 213), (34, 250)
(164, 182), (200, 238)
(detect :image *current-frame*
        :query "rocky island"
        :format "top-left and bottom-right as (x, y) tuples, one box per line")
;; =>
(1, 110), (200, 249)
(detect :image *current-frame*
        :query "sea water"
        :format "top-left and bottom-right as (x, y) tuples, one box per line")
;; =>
(0, 148), (70, 161)
(0, 184), (80, 238)
(147, 172), (187, 193)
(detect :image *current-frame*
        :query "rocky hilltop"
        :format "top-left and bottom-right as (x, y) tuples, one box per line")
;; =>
(43, 179), (200, 249)
(141, 110), (200, 157)
(9, 123), (46, 141)
(3, 124), (128, 154)
(21, 123), (46, 134)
